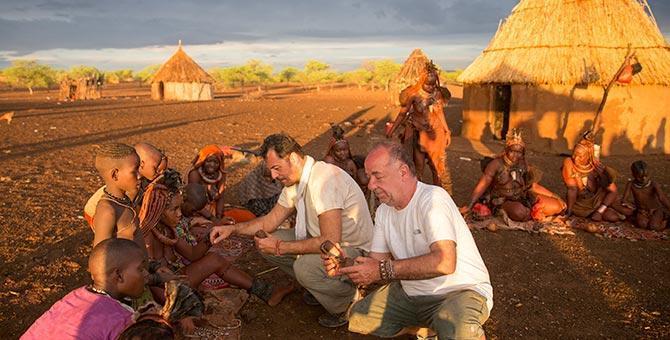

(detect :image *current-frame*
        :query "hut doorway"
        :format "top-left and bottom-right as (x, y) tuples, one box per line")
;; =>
(158, 81), (165, 100)
(494, 84), (511, 139)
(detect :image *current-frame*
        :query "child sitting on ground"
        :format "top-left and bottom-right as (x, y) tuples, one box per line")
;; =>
(22, 238), (147, 340)
(133, 142), (168, 204)
(90, 143), (144, 249)
(324, 125), (368, 188)
(84, 143), (166, 228)
(622, 160), (670, 231)
(140, 169), (292, 306)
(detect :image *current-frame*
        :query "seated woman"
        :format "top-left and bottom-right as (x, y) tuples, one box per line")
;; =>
(461, 131), (565, 221)
(562, 132), (632, 225)
(236, 161), (283, 217)
(139, 169), (291, 306)
(621, 160), (669, 231)
(187, 144), (255, 223)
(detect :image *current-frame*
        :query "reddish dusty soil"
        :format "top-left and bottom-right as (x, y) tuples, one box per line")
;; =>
(0, 84), (668, 339)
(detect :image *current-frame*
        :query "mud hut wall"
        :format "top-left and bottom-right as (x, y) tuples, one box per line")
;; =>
(461, 84), (496, 140)
(163, 82), (212, 101)
(510, 84), (670, 155)
(462, 84), (670, 155)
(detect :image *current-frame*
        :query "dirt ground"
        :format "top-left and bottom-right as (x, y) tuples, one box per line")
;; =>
(0, 83), (669, 339)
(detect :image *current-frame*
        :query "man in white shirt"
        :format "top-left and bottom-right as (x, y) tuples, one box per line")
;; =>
(210, 133), (373, 328)
(333, 141), (492, 339)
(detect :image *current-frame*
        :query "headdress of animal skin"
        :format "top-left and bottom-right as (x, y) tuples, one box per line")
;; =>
(505, 129), (525, 149)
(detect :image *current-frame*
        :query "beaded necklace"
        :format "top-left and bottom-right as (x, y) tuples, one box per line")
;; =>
(103, 188), (133, 206)
(632, 179), (652, 189)
(101, 188), (137, 227)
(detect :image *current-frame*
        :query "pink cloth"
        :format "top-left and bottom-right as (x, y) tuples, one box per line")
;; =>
(21, 287), (133, 340)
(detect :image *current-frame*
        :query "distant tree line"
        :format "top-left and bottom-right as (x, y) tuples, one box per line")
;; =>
(0, 59), (462, 94)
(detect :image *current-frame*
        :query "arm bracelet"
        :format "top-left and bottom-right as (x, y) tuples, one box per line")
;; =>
(379, 259), (396, 281)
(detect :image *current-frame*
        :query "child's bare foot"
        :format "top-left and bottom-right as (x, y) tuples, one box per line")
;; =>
(267, 282), (296, 307)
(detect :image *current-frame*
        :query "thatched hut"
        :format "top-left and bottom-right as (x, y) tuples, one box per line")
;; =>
(151, 43), (214, 101)
(59, 76), (102, 101)
(458, 0), (670, 155)
(390, 49), (431, 105)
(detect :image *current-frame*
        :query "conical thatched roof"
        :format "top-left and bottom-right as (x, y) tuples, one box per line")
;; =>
(458, 0), (670, 86)
(390, 49), (431, 105)
(152, 45), (214, 84)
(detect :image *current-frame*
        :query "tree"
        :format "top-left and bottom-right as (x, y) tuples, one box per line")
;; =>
(210, 66), (247, 88)
(301, 60), (337, 90)
(365, 59), (402, 91)
(241, 59), (274, 87)
(68, 65), (101, 79)
(342, 68), (373, 89)
(277, 67), (300, 84)
(104, 69), (135, 84)
(440, 69), (463, 84)
(3, 60), (57, 94)
(137, 64), (161, 83)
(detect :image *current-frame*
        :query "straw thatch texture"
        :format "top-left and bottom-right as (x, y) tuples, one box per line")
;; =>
(458, 0), (670, 86)
(390, 49), (430, 105)
(152, 46), (214, 84)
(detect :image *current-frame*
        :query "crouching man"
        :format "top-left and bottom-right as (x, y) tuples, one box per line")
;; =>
(329, 142), (493, 339)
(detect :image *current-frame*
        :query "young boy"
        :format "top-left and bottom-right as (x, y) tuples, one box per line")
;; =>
(132, 142), (168, 204)
(90, 143), (145, 249)
(622, 160), (670, 231)
(22, 238), (148, 340)
(84, 143), (166, 228)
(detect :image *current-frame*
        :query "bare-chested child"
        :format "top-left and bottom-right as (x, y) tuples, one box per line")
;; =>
(92, 143), (144, 248)
(84, 142), (166, 228)
(133, 142), (168, 204)
(140, 169), (292, 306)
(324, 125), (369, 188)
(622, 160), (670, 231)
(187, 145), (229, 219)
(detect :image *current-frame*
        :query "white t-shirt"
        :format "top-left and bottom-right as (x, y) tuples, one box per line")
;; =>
(371, 181), (493, 311)
(278, 161), (373, 250)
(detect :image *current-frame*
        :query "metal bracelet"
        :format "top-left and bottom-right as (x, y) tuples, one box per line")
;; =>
(379, 260), (388, 281)
(387, 260), (395, 280)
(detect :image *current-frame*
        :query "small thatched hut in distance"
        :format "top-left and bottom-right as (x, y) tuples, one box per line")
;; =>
(59, 76), (102, 101)
(458, 0), (670, 155)
(390, 49), (430, 105)
(151, 43), (214, 101)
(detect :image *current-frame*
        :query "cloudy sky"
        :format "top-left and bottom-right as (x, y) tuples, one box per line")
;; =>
(1, 0), (668, 71)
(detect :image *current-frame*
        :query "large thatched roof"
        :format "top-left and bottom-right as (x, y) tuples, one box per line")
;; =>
(152, 45), (214, 84)
(458, 0), (670, 86)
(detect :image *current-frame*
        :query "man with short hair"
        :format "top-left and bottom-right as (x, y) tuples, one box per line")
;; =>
(210, 133), (373, 327)
(331, 141), (492, 339)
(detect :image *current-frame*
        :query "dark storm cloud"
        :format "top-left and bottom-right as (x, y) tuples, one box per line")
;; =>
(0, 0), (667, 69)
(1, 0), (667, 54)
(0, 0), (518, 54)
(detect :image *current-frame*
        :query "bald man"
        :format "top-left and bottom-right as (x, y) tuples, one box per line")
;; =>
(332, 142), (492, 339)
(22, 239), (148, 340)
